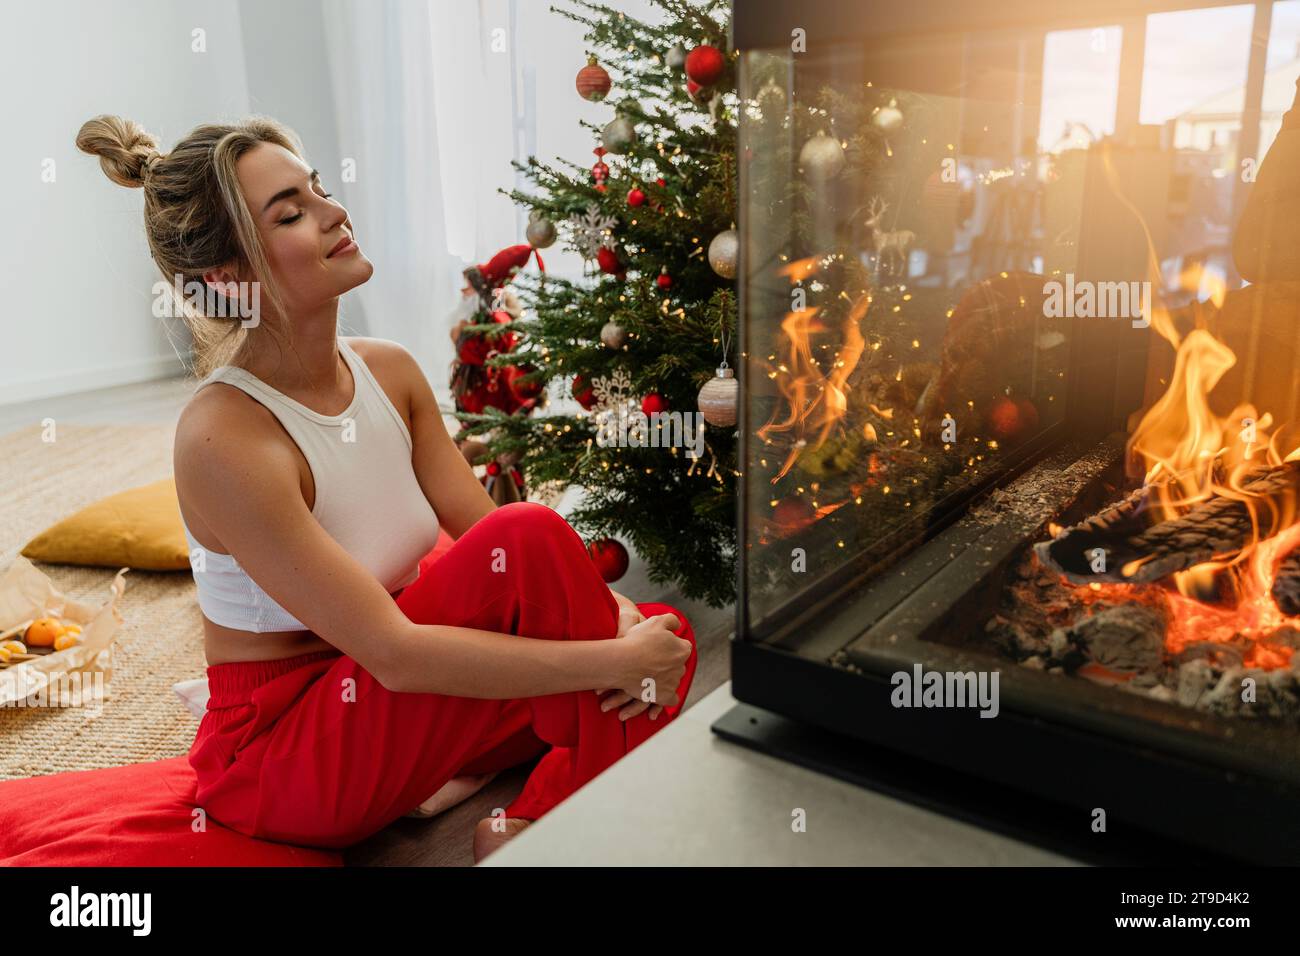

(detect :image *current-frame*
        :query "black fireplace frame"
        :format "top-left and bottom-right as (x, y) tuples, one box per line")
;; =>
(719, 0), (1300, 864)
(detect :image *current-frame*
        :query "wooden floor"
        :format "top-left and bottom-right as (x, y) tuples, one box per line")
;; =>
(0, 373), (737, 866)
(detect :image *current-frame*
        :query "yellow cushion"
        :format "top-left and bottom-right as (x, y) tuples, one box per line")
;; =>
(22, 478), (190, 571)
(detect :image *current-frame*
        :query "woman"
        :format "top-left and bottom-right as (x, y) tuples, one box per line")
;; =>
(75, 114), (696, 862)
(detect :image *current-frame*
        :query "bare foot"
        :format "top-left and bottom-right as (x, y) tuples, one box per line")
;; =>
(473, 817), (531, 863)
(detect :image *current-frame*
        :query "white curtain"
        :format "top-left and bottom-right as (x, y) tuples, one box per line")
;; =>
(321, 0), (482, 404)
(320, 0), (660, 404)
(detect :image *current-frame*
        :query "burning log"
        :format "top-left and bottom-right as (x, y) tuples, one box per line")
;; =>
(1273, 546), (1300, 617)
(1035, 461), (1300, 585)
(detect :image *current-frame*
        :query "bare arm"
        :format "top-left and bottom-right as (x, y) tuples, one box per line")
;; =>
(175, 399), (633, 697)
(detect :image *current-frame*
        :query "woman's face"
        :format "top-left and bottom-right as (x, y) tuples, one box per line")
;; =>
(235, 142), (373, 315)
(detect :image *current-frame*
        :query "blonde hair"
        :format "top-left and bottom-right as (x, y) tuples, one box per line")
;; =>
(76, 114), (303, 378)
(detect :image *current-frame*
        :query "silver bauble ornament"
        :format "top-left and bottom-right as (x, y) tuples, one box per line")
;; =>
(526, 211), (556, 249)
(601, 116), (636, 155)
(600, 320), (628, 350)
(697, 365), (738, 427)
(799, 130), (846, 180)
(666, 43), (687, 70)
(707, 228), (739, 280)
(874, 99), (904, 133)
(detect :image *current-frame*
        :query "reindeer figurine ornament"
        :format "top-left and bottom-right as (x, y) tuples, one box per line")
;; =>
(864, 196), (915, 283)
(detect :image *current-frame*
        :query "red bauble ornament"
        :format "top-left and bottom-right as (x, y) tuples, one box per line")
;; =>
(772, 496), (816, 534)
(987, 396), (1040, 444)
(656, 268), (672, 289)
(591, 147), (609, 185)
(685, 45), (725, 86)
(651, 178), (668, 212)
(587, 537), (629, 583)
(596, 246), (620, 275)
(485, 461), (501, 477)
(572, 374), (598, 410)
(641, 392), (668, 415)
(627, 187), (646, 207)
(576, 56), (611, 102)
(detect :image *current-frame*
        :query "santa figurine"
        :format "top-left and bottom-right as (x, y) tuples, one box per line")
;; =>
(448, 243), (543, 506)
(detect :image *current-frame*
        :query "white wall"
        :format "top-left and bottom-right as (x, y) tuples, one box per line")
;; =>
(0, 0), (665, 404)
(0, 0), (252, 404)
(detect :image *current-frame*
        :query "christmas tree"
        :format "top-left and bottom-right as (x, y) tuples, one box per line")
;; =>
(453, 0), (739, 608)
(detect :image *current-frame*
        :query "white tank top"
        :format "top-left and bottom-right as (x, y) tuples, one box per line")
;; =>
(181, 338), (442, 633)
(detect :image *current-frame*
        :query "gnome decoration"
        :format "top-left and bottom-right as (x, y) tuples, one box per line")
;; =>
(448, 242), (544, 505)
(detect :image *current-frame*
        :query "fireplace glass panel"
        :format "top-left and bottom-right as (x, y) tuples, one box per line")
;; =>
(739, 5), (1300, 731)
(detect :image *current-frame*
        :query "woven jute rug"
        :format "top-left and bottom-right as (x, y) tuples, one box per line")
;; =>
(0, 417), (567, 781)
(0, 422), (204, 779)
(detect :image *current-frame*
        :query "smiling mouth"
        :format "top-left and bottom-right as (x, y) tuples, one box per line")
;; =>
(326, 235), (358, 258)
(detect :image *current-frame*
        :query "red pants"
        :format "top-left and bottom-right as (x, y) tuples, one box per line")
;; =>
(187, 501), (697, 849)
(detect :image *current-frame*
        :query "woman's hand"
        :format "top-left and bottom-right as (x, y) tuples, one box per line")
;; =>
(596, 612), (690, 722)
(612, 589), (645, 639)
(598, 589), (648, 718)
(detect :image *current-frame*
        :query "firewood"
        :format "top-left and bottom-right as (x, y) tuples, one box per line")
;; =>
(1273, 546), (1300, 616)
(1036, 461), (1300, 584)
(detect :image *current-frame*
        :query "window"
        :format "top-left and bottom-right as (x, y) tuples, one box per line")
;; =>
(1038, 26), (1123, 153)
(1141, 4), (1255, 158)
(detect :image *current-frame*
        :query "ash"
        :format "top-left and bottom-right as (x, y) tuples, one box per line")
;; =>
(987, 554), (1300, 722)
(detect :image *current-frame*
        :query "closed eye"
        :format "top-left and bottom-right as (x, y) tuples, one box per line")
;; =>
(276, 187), (334, 226)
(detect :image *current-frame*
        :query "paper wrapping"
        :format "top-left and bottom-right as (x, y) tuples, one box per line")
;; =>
(0, 556), (128, 709)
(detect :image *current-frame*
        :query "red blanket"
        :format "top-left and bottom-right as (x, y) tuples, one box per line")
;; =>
(0, 756), (341, 866)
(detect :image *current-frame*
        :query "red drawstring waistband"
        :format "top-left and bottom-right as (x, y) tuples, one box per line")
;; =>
(206, 649), (342, 702)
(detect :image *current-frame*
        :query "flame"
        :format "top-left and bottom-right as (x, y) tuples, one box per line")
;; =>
(758, 256), (869, 480)
(1055, 147), (1300, 667)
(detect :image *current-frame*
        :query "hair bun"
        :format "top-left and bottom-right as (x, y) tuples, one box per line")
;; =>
(75, 115), (161, 188)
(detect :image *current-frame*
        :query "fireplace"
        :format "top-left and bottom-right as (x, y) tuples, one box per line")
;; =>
(720, 0), (1300, 862)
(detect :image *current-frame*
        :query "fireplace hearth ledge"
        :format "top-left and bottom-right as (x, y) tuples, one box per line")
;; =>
(732, 436), (1300, 863)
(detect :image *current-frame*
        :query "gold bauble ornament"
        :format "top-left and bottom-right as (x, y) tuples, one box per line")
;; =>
(601, 116), (637, 155)
(697, 365), (738, 427)
(526, 210), (557, 249)
(874, 98), (904, 133)
(707, 228), (739, 280)
(799, 130), (846, 180)
(600, 320), (627, 350)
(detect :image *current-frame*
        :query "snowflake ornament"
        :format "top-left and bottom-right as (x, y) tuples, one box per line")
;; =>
(589, 368), (648, 445)
(566, 203), (619, 260)
(590, 368), (637, 415)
